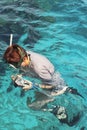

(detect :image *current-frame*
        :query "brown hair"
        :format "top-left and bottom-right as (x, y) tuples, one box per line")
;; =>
(4, 44), (27, 67)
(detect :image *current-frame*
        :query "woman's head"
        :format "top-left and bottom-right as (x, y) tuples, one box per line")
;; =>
(4, 44), (29, 68)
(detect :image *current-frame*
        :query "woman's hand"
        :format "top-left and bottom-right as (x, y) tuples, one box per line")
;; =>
(11, 74), (33, 90)
(22, 82), (32, 91)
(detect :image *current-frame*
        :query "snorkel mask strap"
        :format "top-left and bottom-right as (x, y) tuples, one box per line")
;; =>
(17, 47), (29, 67)
(17, 47), (26, 61)
(17, 47), (26, 66)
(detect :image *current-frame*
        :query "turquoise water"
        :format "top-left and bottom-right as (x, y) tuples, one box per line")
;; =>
(0, 0), (87, 129)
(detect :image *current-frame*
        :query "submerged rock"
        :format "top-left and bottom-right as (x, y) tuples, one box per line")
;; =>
(51, 106), (68, 123)
(56, 106), (67, 120)
(51, 105), (82, 126)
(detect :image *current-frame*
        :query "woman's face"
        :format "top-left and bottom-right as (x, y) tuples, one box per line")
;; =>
(21, 56), (30, 67)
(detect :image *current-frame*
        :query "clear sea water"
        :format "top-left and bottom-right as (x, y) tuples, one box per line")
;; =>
(0, 0), (87, 130)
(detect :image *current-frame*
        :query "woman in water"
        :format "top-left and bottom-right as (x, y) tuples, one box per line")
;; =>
(4, 44), (82, 97)
(4, 44), (68, 95)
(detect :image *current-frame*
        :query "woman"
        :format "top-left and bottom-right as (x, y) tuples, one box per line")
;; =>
(3, 44), (68, 95)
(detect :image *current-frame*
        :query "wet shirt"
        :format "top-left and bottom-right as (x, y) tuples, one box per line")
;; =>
(21, 51), (54, 80)
(21, 51), (65, 88)
(27, 51), (54, 80)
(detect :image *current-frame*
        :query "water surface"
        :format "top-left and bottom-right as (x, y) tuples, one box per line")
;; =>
(0, 0), (87, 130)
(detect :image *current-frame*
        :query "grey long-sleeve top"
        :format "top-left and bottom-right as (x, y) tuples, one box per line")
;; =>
(20, 51), (55, 82)
(21, 51), (65, 87)
(27, 51), (54, 81)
